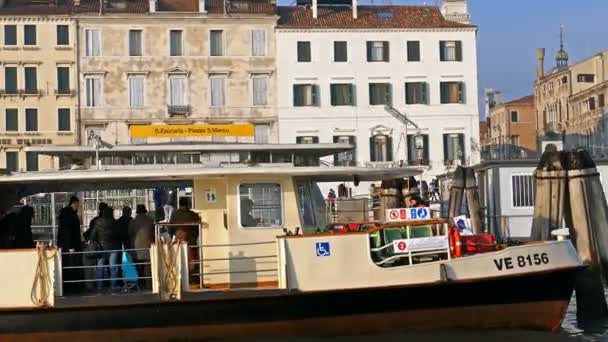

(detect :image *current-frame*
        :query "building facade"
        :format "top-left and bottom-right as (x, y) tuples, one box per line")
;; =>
(77, 0), (278, 151)
(276, 0), (480, 184)
(0, 4), (77, 172)
(487, 94), (536, 159)
(536, 35), (608, 157)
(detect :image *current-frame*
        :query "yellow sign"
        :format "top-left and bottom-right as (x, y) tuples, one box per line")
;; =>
(130, 124), (255, 139)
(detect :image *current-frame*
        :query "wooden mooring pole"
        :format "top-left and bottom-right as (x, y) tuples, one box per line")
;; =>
(447, 166), (483, 234)
(532, 148), (608, 321)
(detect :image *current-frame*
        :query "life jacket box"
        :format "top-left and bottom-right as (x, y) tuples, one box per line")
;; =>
(461, 234), (496, 254)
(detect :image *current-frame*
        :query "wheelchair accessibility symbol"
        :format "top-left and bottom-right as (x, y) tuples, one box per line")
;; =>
(316, 242), (331, 257)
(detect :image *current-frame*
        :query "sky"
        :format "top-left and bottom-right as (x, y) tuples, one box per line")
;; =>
(389, 0), (608, 118)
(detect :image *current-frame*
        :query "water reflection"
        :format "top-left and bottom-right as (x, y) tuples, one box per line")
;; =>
(561, 292), (608, 340)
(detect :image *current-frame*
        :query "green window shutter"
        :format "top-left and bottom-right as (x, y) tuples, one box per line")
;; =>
(439, 41), (446, 61)
(369, 137), (376, 162)
(455, 41), (463, 61)
(385, 84), (392, 105)
(330, 84), (337, 106)
(458, 82), (465, 103)
(5, 67), (17, 94)
(366, 41), (372, 61)
(443, 134), (449, 161)
(382, 42), (390, 62)
(423, 135), (430, 160)
(58, 108), (70, 131)
(440, 82), (447, 104)
(347, 84), (354, 105)
(421, 83), (428, 104)
(386, 135), (393, 162)
(5, 109), (18, 131)
(25, 67), (37, 93)
(312, 85), (319, 106)
(4, 25), (16, 45)
(25, 109), (38, 131)
(24, 25), (36, 45)
(293, 85), (300, 106)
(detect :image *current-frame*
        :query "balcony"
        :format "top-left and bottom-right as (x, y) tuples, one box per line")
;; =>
(167, 105), (191, 116)
(22, 89), (43, 97)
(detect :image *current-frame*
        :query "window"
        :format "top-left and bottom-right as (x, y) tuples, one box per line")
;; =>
(25, 109), (37, 132)
(24, 67), (37, 94)
(58, 108), (70, 131)
(254, 124), (269, 144)
(440, 41), (462, 61)
(334, 41), (347, 62)
(169, 76), (187, 106)
(407, 41), (420, 62)
(333, 136), (356, 166)
(85, 77), (102, 107)
(128, 76), (145, 108)
(297, 41), (311, 62)
(511, 111), (519, 122)
(251, 29), (266, 56)
(252, 76), (267, 106)
(169, 30), (183, 56)
(293, 84), (319, 106)
(405, 82), (428, 105)
(369, 83), (392, 106)
(443, 133), (465, 163)
(56, 25), (69, 46)
(209, 77), (225, 107)
(4, 25), (16, 46)
(26, 152), (38, 172)
(129, 29), (143, 56)
(587, 96), (596, 111)
(511, 135), (520, 146)
(5, 109), (17, 131)
(577, 74), (595, 83)
(561, 76), (568, 84)
(85, 29), (101, 56)
(370, 134), (392, 162)
(5, 152), (18, 172)
(24, 25), (36, 46)
(296, 136), (318, 145)
(440, 81), (465, 104)
(599, 94), (605, 108)
(367, 41), (389, 62)
(407, 134), (429, 163)
(239, 183), (282, 228)
(330, 83), (354, 106)
(210, 30), (223, 56)
(4, 66), (17, 94)
(512, 174), (535, 208)
(57, 66), (70, 94)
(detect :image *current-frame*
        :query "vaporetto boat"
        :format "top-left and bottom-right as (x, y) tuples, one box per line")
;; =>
(0, 145), (583, 341)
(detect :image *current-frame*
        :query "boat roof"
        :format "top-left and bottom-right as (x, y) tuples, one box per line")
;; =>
(0, 165), (423, 197)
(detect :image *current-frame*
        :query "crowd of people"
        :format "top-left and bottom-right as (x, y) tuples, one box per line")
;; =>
(0, 205), (35, 250)
(57, 195), (200, 295)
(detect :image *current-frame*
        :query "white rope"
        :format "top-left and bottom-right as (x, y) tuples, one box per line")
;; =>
(31, 244), (57, 307)
(158, 237), (180, 300)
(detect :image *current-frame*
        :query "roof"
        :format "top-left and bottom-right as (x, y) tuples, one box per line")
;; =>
(0, 0), (275, 15)
(277, 5), (474, 29)
(504, 95), (535, 106)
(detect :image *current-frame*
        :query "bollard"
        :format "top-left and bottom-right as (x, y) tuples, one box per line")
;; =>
(464, 167), (483, 234)
(530, 150), (567, 241)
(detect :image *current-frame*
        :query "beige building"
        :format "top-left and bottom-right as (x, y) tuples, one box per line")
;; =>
(77, 0), (278, 150)
(0, 5), (77, 172)
(536, 41), (608, 156)
(488, 94), (536, 158)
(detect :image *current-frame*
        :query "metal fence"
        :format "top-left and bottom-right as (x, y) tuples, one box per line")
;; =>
(60, 247), (152, 295)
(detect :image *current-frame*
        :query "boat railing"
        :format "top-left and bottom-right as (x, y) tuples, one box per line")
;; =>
(59, 247), (153, 296)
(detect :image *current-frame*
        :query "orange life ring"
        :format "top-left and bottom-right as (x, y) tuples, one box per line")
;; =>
(449, 227), (462, 258)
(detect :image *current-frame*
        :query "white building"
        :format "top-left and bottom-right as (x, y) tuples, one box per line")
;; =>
(276, 0), (480, 193)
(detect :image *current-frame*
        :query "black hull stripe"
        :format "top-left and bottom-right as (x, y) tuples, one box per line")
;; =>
(1, 267), (580, 334)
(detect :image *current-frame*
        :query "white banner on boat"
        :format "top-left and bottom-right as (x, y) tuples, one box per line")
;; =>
(392, 236), (449, 254)
(386, 207), (430, 222)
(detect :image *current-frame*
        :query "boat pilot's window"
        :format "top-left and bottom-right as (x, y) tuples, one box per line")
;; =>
(239, 183), (283, 228)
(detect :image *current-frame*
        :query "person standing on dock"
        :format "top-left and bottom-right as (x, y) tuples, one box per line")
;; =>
(170, 197), (200, 284)
(57, 196), (83, 294)
(91, 207), (120, 292)
(129, 204), (155, 290)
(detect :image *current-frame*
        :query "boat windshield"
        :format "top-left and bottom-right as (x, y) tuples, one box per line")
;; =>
(295, 180), (327, 233)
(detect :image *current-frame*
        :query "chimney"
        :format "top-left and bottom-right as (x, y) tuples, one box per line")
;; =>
(198, 0), (206, 13)
(149, 0), (156, 12)
(352, 0), (357, 19)
(312, 0), (317, 19)
(536, 48), (546, 79)
(440, 0), (470, 24)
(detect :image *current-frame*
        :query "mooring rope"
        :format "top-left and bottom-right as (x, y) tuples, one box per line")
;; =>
(31, 244), (57, 307)
(158, 238), (180, 300)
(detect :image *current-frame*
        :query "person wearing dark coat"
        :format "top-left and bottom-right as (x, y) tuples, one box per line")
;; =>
(57, 196), (83, 294)
(90, 207), (120, 291)
(115, 206), (132, 249)
(82, 202), (108, 292)
(83, 202), (108, 242)
(129, 204), (155, 289)
(14, 205), (34, 249)
(0, 212), (18, 249)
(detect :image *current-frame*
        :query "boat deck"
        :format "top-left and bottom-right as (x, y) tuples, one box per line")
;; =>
(55, 288), (291, 309)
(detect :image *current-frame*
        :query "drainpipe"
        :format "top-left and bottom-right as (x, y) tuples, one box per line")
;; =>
(76, 18), (82, 146)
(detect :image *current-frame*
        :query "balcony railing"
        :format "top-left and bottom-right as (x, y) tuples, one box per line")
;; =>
(167, 105), (191, 116)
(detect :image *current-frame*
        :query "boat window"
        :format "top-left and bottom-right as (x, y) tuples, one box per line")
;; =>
(239, 183), (283, 228)
(295, 181), (327, 233)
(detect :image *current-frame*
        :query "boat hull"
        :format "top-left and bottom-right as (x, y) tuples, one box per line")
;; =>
(0, 266), (580, 341)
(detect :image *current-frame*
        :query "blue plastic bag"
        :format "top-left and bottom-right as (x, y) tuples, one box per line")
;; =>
(121, 251), (139, 284)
